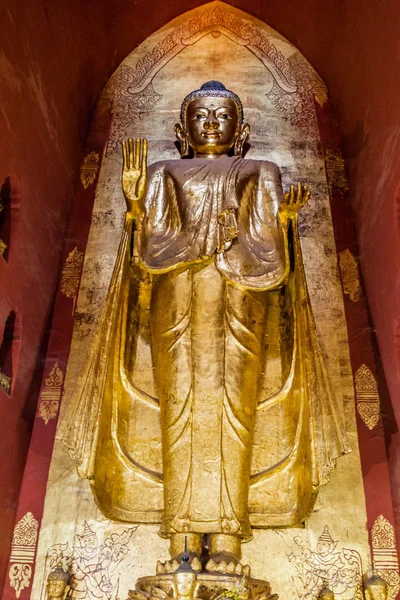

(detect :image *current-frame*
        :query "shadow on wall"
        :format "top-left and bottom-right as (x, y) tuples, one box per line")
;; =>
(0, 177), (11, 261)
(0, 311), (21, 396)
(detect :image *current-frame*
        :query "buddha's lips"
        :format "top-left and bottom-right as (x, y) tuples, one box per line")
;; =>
(202, 131), (221, 139)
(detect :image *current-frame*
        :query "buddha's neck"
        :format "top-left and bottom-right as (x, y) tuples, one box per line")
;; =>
(193, 153), (227, 160)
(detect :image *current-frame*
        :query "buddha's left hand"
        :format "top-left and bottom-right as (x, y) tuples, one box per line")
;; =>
(279, 183), (311, 226)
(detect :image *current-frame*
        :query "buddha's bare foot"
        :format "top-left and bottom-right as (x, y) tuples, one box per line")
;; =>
(156, 555), (202, 574)
(205, 553), (251, 576)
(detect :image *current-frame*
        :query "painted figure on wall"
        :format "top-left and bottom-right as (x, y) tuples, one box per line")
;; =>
(62, 81), (349, 571)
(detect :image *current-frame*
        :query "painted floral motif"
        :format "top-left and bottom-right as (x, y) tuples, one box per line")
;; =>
(60, 247), (84, 306)
(37, 363), (64, 425)
(9, 512), (39, 598)
(80, 151), (100, 189)
(339, 249), (362, 303)
(354, 364), (380, 430)
(371, 515), (400, 600)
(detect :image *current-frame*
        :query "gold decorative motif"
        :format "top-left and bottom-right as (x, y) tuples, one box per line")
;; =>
(80, 151), (100, 189)
(0, 370), (11, 394)
(324, 150), (349, 192)
(60, 247), (84, 311)
(38, 363), (64, 424)
(339, 249), (362, 302)
(9, 512), (39, 598)
(0, 238), (7, 255)
(355, 365), (380, 430)
(371, 515), (400, 600)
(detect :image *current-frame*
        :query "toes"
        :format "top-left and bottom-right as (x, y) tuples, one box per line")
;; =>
(206, 559), (218, 573)
(243, 565), (251, 576)
(191, 557), (202, 572)
(156, 560), (165, 574)
(227, 562), (236, 574)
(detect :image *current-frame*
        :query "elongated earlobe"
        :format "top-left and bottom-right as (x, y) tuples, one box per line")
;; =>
(234, 122), (250, 156)
(174, 123), (190, 157)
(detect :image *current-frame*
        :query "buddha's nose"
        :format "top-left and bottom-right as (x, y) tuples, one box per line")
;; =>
(204, 116), (220, 130)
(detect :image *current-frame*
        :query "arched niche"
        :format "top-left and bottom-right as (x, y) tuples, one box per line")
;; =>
(32, 5), (371, 600)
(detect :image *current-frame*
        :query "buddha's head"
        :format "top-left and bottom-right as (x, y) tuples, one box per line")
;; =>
(318, 585), (334, 600)
(173, 571), (197, 599)
(46, 564), (69, 600)
(175, 81), (250, 158)
(364, 574), (388, 600)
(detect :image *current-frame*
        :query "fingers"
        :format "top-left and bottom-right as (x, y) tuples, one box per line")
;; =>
(297, 182), (302, 203)
(122, 137), (148, 172)
(129, 138), (134, 170)
(284, 183), (311, 213)
(122, 141), (128, 170)
(302, 187), (311, 207)
(141, 138), (148, 170)
(135, 138), (140, 169)
(289, 184), (295, 205)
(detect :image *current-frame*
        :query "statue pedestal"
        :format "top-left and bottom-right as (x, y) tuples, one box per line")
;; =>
(128, 572), (278, 600)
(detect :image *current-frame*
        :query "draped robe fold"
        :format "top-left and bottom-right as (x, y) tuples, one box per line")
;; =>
(60, 156), (350, 532)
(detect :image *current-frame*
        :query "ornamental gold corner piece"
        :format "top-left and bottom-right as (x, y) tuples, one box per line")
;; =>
(8, 512), (38, 598)
(37, 363), (64, 425)
(339, 248), (362, 303)
(80, 151), (100, 189)
(355, 364), (380, 430)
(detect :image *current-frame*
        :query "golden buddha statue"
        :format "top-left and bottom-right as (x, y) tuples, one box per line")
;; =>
(364, 574), (388, 600)
(318, 584), (334, 599)
(46, 563), (70, 600)
(61, 81), (349, 571)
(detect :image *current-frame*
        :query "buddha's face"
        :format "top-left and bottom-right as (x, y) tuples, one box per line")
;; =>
(47, 580), (67, 599)
(173, 572), (196, 598)
(366, 582), (387, 600)
(176, 96), (249, 158)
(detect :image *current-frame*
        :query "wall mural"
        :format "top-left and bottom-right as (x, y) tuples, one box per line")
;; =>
(40, 522), (138, 600)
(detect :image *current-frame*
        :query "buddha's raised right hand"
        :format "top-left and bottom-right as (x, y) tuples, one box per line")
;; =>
(121, 137), (148, 219)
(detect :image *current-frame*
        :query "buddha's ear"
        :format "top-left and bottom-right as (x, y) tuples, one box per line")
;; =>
(234, 122), (250, 156)
(174, 123), (190, 157)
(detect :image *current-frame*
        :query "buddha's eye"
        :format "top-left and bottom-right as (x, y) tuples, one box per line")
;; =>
(220, 113), (231, 120)
(195, 113), (204, 119)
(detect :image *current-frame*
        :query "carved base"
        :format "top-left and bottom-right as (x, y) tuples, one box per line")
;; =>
(128, 573), (278, 600)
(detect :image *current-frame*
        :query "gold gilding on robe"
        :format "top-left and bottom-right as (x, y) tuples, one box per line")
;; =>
(60, 157), (349, 533)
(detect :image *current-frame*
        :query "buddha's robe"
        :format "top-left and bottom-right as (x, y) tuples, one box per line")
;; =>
(60, 156), (350, 532)
(138, 156), (287, 538)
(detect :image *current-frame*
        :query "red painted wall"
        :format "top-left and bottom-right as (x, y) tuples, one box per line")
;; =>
(1, 0), (399, 592)
(0, 0), (107, 588)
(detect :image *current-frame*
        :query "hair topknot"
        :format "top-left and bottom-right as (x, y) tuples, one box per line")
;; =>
(180, 81), (243, 123)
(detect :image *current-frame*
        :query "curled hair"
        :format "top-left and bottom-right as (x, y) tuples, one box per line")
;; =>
(180, 81), (243, 124)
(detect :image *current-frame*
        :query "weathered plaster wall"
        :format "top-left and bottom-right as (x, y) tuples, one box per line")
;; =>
(1, 0), (399, 593)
